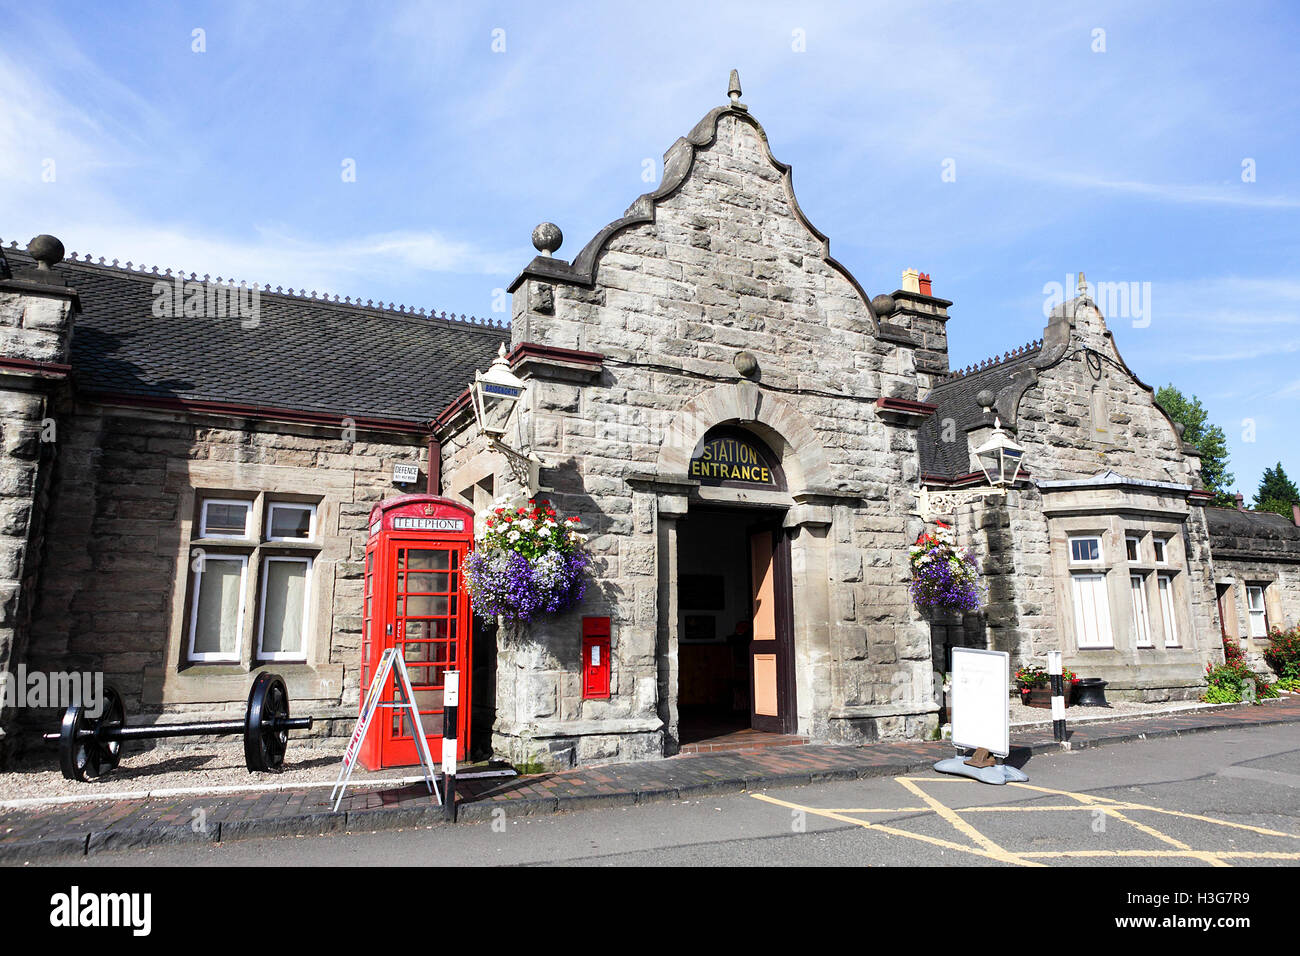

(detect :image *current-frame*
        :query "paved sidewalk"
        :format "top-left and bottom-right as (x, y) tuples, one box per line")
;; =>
(2, 695), (1297, 861)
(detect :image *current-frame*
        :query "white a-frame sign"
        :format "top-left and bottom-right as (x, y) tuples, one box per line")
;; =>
(330, 647), (440, 812)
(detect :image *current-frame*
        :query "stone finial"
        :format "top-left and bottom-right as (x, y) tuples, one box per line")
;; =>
(870, 293), (896, 318)
(976, 389), (995, 411)
(1077, 271), (1088, 297)
(27, 234), (65, 271)
(728, 69), (742, 106)
(532, 222), (563, 257)
(734, 350), (759, 378)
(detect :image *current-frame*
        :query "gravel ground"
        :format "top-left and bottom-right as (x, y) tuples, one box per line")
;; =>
(0, 741), (457, 806)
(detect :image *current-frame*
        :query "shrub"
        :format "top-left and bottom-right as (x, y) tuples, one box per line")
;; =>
(1263, 625), (1300, 679)
(1203, 640), (1279, 704)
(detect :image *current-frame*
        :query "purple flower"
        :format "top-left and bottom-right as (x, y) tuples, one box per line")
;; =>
(464, 542), (590, 623)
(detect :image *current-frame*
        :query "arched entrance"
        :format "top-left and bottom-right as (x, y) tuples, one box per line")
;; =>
(675, 426), (797, 746)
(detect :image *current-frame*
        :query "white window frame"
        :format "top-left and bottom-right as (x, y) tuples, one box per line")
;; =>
(1130, 574), (1153, 648)
(257, 555), (313, 662)
(1069, 535), (1104, 566)
(1157, 573), (1179, 647)
(187, 553), (248, 663)
(1152, 536), (1168, 565)
(1246, 585), (1268, 639)
(199, 498), (254, 539)
(1125, 535), (1141, 563)
(266, 502), (318, 543)
(1071, 572), (1114, 648)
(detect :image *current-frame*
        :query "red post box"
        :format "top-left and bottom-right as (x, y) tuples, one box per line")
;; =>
(360, 494), (475, 770)
(582, 616), (611, 700)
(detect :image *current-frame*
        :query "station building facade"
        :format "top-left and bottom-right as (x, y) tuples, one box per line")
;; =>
(0, 79), (1294, 770)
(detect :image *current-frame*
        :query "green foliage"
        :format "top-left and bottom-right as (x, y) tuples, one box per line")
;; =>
(1263, 625), (1300, 678)
(1252, 463), (1300, 517)
(1204, 640), (1279, 704)
(1155, 385), (1235, 506)
(1276, 677), (1300, 693)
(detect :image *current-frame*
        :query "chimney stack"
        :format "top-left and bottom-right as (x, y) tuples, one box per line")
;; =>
(1235, 493), (1245, 511)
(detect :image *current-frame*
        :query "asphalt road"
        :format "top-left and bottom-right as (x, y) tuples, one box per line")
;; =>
(36, 723), (1300, 867)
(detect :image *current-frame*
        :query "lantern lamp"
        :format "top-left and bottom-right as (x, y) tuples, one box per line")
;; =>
(974, 416), (1025, 487)
(471, 343), (526, 438)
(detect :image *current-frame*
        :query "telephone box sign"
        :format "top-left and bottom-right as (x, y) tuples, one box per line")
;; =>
(689, 432), (776, 486)
(393, 517), (464, 532)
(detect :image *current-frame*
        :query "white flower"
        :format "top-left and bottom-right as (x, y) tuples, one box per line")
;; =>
(539, 526), (552, 537)
(516, 518), (534, 531)
(508, 530), (521, 542)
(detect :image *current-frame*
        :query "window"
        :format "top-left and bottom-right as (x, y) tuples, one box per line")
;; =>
(1158, 574), (1179, 647)
(1069, 536), (1103, 564)
(1152, 537), (1168, 565)
(1071, 573), (1113, 648)
(186, 494), (321, 665)
(267, 502), (316, 542)
(1246, 585), (1268, 638)
(258, 556), (312, 660)
(1125, 535), (1141, 562)
(188, 554), (247, 661)
(200, 499), (252, 538)
(1131, 575), (1153, 647)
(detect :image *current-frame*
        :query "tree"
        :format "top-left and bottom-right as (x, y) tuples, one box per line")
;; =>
(1254, 462), (1300, 518)
(1155, 384), (1235, 506)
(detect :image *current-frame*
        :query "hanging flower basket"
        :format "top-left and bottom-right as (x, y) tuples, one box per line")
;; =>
(463, 498), (590, 623)
(909, 521), (981, 614)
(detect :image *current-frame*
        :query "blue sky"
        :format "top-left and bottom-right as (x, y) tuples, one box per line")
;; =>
(1, 1), (1297, 497)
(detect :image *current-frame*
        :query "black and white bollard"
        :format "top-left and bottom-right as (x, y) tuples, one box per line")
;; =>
(1048, 650), (1067, 747)
(442, 670), (459, 822)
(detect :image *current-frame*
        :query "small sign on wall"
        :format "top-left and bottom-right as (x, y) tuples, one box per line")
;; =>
(392, 462), (420, 484)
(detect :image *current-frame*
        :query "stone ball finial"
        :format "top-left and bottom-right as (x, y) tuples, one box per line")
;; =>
(531, 222), (563, 257)
(734, 350), (759, 378)
(27, 234), (65, 270)
(976, 389), (995, 410)
(870, 293), (896, 318)
(1175, 422), (1186, 438)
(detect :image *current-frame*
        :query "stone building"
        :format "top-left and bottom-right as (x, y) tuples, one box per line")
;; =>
(1205, 504), (1300, 675)
(917, 284), (1223, 701)
(2, 75), (1296, 772)
(0, 236), (505, 762)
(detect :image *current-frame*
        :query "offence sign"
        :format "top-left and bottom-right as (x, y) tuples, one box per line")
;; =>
(688, 434), (775, 485)
(949, 647), (1010, 758)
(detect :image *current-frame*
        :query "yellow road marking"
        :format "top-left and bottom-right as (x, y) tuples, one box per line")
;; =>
(896, 776), (1043, 867)
(750, 792), (1017, 865)
(751, 774), (1300, 867)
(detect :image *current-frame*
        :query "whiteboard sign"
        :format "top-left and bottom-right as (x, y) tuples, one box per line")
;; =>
(392, 462), (420, 484)
(949, 647), (1010, 758)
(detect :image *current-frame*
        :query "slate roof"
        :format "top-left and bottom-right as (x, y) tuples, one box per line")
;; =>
(917, 342), (1042, 479)
(1206, 506), (1300, 563)
(2, 244), (508, 426)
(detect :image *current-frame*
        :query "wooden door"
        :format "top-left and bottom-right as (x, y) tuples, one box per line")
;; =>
(748, 523), (795, 734)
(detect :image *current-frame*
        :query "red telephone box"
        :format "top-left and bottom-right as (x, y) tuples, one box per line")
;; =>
(359, 494), (474, 770)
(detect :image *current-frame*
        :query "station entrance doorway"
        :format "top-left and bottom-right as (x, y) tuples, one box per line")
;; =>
(675, 507), (796, 746)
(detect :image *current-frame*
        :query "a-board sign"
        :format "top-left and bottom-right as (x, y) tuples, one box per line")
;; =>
(949, 647), (1010, 758)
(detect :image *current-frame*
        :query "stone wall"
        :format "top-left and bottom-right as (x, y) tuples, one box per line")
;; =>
(0, 277), (75, 759)
(15, 402), (429, 748)
(449, 105), (941, 769)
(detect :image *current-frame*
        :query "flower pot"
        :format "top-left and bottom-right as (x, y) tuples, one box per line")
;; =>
(1019, 684), (1073, 709)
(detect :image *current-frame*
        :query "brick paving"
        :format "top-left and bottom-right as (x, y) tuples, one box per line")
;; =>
(1, 695), (1297, 861)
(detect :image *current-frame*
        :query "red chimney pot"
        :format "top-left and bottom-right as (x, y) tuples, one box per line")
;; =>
(918, 272), (932, 296)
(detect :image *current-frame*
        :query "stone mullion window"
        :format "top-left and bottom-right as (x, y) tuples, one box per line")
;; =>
(187, 492), (319, 667)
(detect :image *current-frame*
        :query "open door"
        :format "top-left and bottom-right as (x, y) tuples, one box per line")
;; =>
(748, 523), (796, 734)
